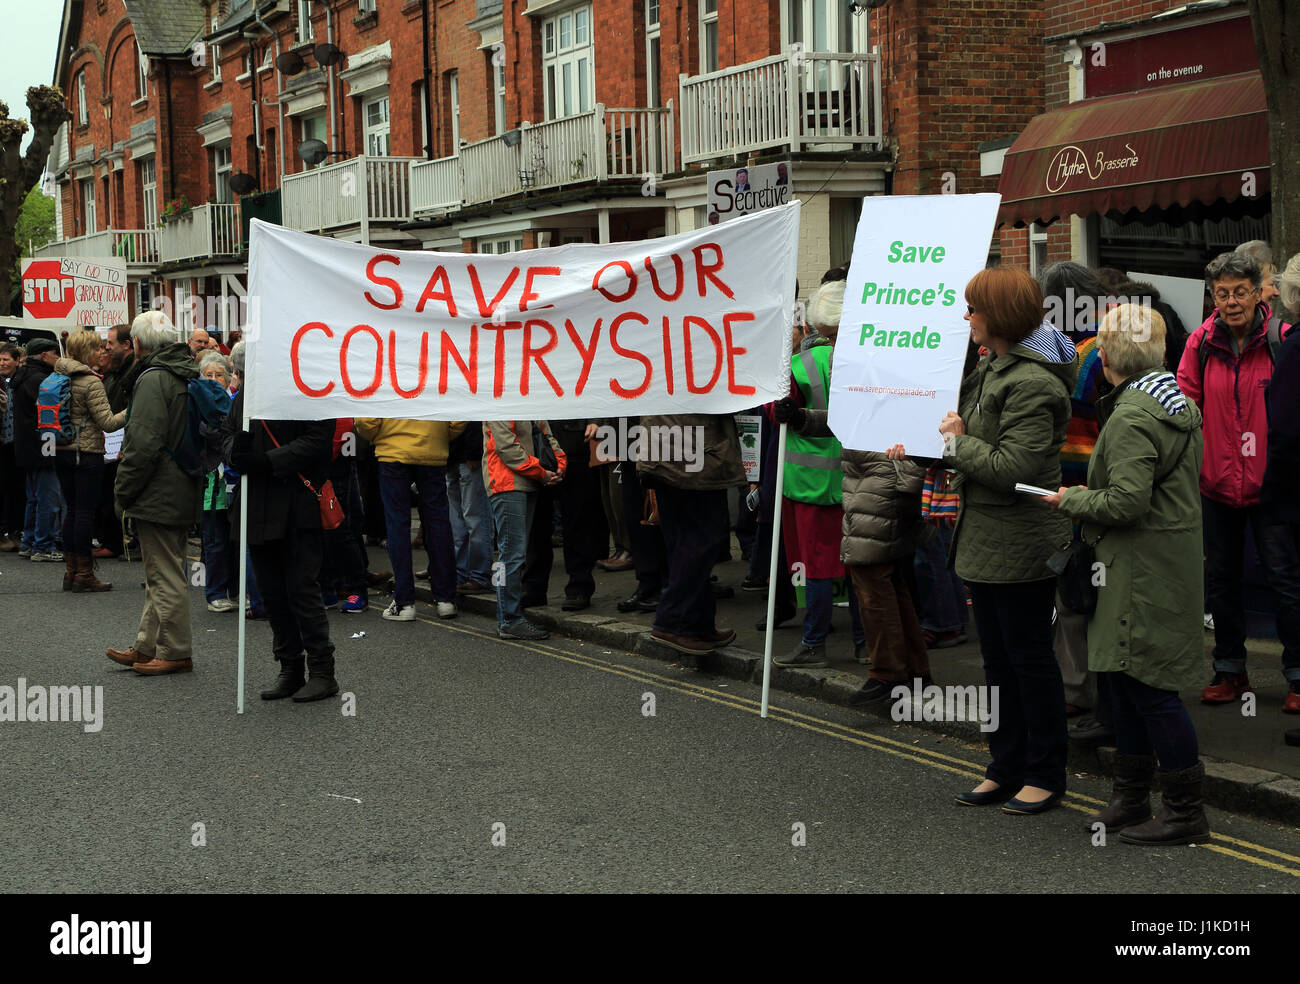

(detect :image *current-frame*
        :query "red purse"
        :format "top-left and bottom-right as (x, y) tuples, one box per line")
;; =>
(261, 422), (345, 530)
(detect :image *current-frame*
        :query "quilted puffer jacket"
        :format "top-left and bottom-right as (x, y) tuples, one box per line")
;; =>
(945, 321), (1077, 583)
(796, 407), (927, 566)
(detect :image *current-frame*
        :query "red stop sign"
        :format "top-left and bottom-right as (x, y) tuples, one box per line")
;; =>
(22, 260), (76, 321)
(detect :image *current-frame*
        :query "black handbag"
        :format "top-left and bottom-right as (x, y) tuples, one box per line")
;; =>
(531, 422), (558, 473)
(1048, 432), (1190, 617)
(1047, 531), (1102, 616)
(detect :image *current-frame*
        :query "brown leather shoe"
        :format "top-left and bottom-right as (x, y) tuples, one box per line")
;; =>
(64, 554), (77, 591)
(132, 657), (193, 675)
(106, 646), (147, 667)
(708, 627), (737, 647)
(650, 629), (715, 655)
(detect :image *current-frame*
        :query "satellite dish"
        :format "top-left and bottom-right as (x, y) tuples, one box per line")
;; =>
(313, 43), (341, 67)
(297, 139), (328, 166)
(229, 171), (258, 195)
(275, 50), (305, 75)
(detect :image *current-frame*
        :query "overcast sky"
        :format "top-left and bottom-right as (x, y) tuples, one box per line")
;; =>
(0, 0), (68, 158)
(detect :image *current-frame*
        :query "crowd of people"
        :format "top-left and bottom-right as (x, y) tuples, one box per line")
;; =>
(0, 239), (1297, 838)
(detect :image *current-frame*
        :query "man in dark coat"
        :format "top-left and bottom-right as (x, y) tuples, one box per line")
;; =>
(11, 338), (62, 560)
(223, 391), (340, 702)
(106, 315), (202, 675)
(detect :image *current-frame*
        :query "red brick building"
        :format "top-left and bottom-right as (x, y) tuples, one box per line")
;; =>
(49, 0), (1157, 331)
(991, 0), (1269, 292)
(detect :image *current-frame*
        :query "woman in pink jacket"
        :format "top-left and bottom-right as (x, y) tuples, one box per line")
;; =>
(1176, 250), (1298, 711)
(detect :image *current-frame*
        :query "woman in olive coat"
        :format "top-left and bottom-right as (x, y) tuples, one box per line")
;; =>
(1047, 304), (1209, 845)
(940, 268), (1077, 815)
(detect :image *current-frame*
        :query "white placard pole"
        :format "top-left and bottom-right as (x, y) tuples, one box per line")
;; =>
(759, 421), (788, 719)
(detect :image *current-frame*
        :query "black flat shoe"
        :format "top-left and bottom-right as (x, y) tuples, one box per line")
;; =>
(561, 595), (591, 612)
(955, 784), (1018, 807)
(1002, 790), (1065, 815)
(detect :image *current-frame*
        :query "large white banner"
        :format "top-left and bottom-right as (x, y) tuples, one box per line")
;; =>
(827, 194), (1001, 457)
(245, 204), (800, 422)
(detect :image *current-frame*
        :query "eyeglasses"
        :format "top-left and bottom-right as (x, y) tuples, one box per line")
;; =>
(1212, 287), (1258, 303)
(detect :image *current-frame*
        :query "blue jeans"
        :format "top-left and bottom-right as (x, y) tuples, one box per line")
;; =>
(201, 509), (233, 602)
(447, 462), (493, 587)
(802, 577), (863, 646)
(1253, 517), (1300, 682)
(490, 490), (535, 628)
(914, 525), (967, 633)
(378, 461), (456, 606)
(23, 468), (61, 553)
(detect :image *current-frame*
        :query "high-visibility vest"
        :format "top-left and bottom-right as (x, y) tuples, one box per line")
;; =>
(783, 344), (842, 505)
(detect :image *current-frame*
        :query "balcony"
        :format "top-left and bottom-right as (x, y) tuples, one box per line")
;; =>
(32, 229), (159, 268)
(678, 49), (883, 164)
(410, 103), (675, 215)
(158, 203), (242, 265)
(281, 155), (420, 234)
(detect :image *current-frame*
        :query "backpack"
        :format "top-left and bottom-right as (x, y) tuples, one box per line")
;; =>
(35, 373), (77, 447)
(1198, 315), (1289, 377)
(133, 369), (232, 478)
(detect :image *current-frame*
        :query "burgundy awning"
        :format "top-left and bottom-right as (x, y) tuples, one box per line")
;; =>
(997, 72), (1269, 227)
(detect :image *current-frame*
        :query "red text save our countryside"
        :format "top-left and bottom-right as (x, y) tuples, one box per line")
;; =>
(287, 243), (759, 403)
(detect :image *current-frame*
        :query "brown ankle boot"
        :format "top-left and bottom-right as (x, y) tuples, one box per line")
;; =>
(1118, 762), (1211, 846)
(1083, 753), (1155, 834)
(73, 555), (113, 592)
(64, 553), (77, 591)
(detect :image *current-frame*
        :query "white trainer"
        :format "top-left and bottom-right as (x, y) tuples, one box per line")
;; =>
(382, 602), (416, 622)
(207, 598), (237, 613)
(436, 601), (457, 619)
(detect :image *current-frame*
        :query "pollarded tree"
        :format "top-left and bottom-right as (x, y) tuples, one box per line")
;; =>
(1, 86), (70, 314)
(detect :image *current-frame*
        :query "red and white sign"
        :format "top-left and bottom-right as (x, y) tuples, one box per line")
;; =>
(244, 205), (801, 421)
(21, 256), (128, 328)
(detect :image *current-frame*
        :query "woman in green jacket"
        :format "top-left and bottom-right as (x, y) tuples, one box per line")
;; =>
(1045, 304), (1209, 845)
(940, 268), (1077, 815)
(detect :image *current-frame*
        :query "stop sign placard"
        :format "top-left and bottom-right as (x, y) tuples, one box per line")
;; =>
(22, 260), (76, 321)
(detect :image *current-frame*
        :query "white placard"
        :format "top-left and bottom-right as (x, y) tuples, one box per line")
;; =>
(245, 206), (800, 422)
(21, 256), (129, 328)
(706, 162), (793, 225)
(735, 413), (761, 481)
(1126, 271), (1205, 338)
(827, 194), (1002, 457)
(103, 428), (124, 463)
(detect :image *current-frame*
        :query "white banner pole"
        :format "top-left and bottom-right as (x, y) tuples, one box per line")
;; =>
(236, 475), (248, 714)
(759, 420), (788, 719)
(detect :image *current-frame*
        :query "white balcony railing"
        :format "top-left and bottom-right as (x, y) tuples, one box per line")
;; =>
(411, 103), (675, 215)
(281, 155), (420, 233)
(678, 48), (882, 164)
(410, 154), (462, 214)
(32, 228), (159, 266)
(158, 203), (241, 264)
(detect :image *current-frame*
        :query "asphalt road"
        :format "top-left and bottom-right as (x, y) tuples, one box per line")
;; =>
(2, 553), (1298, 893)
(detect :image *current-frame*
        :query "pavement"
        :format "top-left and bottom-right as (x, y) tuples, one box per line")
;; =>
(1, 546), (1298, 894)
(415, 536), (1300, 826)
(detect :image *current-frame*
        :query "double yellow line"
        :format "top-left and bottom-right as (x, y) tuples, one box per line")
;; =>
(416, 613), (1300, 878)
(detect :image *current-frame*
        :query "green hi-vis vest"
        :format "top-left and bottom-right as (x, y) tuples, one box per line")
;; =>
(783, 344), (842, 505)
